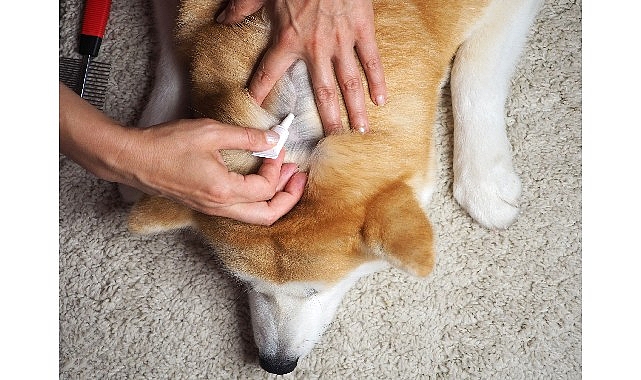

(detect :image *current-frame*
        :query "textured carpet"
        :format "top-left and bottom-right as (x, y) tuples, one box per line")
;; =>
(59, 0), (581, 378)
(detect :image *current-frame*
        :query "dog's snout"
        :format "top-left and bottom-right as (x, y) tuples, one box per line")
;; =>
(259, 355), (299, 375)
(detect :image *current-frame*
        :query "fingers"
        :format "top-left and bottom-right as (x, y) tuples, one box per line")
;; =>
(217, 0), (266, 24)
(247, 47), (298, 106)
(215, 150), (307, 225)
(356, 41), (387, 106)
(225, 150), (294, 203)
(215, 171), (307, 225)
(248, 31), (352, 135)
(334, 51), (369, 133)
(274, 163), (301, 192)
(212, 123), (280, 152)
(352, 2), (387, 107)
(309, 63), (344, 134)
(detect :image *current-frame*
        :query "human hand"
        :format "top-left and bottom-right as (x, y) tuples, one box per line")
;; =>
(121, 119), (307, 225)
(217, 0), (387, 135)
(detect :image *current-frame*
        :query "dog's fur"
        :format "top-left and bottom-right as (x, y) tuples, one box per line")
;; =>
(125, 0), (542, 374)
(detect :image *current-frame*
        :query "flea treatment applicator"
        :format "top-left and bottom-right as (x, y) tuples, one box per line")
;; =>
(252, 113), (295, 159)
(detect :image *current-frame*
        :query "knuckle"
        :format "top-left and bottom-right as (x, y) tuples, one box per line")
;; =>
(324, 122), (343, 134)
(307, 37), (327, 61)
(227, 1), (243, 19)
(335, 30), (354, 48)
(244, 127), (262, 147)
(198, 121), (221, 138)
(255, 67), (273, 84)
(201, 206), (220, 217)
(261, 211), (279, 226)
(206, 183), (231, 204)
(314, 86), (337, 105)
(228, 0), (253, 17)
(276, 27), (299, 48)
(364, 57), (381, 73)
(262, 185), (277, 201)
(342, 77), (362, 92)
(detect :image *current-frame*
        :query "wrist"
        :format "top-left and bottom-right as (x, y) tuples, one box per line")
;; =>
(94, 124), (140, 184)
(64, 120), (135, 184)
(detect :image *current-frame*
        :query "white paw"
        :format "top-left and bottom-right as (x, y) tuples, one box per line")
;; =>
(118, 184), (144, 204)
(454, 160), (522, 229)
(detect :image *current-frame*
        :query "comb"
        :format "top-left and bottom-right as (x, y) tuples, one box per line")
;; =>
(60, 0), (112, 110)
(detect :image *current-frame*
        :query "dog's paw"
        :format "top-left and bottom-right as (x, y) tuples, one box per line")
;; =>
(454, 160), (522, 229)
(118, 184), (144, 204)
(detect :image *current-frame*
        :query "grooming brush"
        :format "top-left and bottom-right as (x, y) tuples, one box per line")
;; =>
(60, 0), (112, 110)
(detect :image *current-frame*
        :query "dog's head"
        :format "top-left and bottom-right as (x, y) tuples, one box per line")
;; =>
(129, 166), (435, 372)
(243, 260), (389, 375)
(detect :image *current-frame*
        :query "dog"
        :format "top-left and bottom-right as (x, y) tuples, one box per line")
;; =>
(124, 0), (542, 374)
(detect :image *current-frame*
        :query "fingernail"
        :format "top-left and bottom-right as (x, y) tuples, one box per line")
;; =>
(376, 95), (386, 106)
(357, 126), (367, 134)
(216, 10), (226, 23)
(266, 130), (280, 145)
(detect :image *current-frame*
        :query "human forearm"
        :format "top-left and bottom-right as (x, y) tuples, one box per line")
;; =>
(59, 82), (307, 224)
(59, 82), (133, 184)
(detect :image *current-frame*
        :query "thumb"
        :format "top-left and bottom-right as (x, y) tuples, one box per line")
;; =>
(214, 125), (280, 152)
(216, 0), (267, 24)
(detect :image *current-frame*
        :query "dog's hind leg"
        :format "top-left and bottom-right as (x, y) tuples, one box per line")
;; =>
(451, 0), (542, 229)
(119, 0), (190, 203)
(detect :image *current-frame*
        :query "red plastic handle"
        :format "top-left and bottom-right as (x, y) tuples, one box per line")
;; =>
(81, 0), (112, 38)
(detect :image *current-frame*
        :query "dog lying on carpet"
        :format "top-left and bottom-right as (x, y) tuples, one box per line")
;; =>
(124, 0), (542, 374)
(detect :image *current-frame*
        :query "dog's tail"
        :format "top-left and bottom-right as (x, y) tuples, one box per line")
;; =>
(128, 195), (195, 235)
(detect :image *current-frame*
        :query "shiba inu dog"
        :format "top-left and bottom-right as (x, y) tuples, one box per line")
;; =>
(125, 0), (542, 374)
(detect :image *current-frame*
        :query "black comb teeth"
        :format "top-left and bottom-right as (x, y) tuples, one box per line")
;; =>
(60, 57), (111, 110)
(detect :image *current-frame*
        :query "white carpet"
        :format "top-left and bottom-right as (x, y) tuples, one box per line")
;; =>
(59, 0), (581, 378)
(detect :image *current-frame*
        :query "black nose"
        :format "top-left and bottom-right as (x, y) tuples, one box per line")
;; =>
(259, 355), (299, 375)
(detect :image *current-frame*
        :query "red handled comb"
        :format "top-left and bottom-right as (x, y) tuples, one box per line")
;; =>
(60, 0), (113, 110)
(79, 0), (112, 57)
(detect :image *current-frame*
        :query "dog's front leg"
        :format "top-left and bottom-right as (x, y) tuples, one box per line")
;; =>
(138, 0), (189, 128)
(119, 0), (189, 203)
(450, 0), (542, 229)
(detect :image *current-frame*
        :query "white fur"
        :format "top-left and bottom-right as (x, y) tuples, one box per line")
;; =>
(451, 0), (542, 229)
(138, 0), (189, 127)
(237, 261), (388, 373)
(269, 59), (325, 171)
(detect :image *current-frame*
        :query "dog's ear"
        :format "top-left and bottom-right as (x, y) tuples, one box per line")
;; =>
(128, 196), (195, 234)
(362, 182), (435, 277)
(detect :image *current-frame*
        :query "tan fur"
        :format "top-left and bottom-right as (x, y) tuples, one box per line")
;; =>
(129, 0), (491, 283)
(129, 196), (195, 234)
